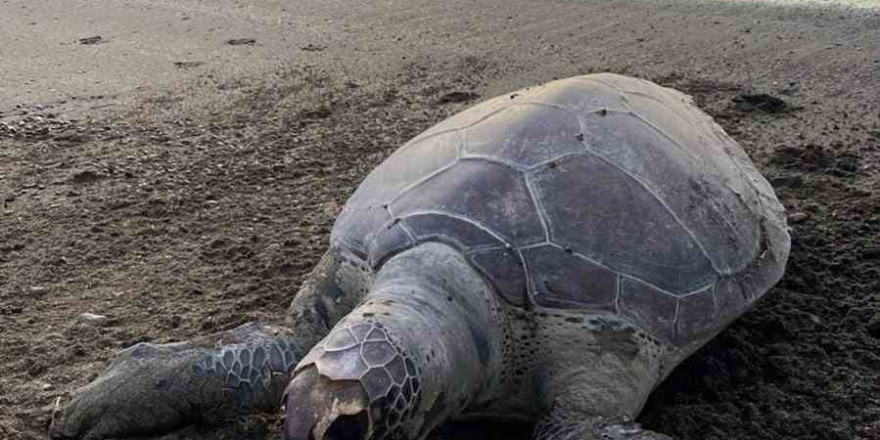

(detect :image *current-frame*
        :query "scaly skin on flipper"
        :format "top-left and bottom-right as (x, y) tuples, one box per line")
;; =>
(49, 323), (301, 440)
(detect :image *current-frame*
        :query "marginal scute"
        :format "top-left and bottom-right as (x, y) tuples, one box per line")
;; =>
(523, 245), (617, 310)
(470, 249), (528, 306)
(715, 277), (749, 324)
(618, 278), (678, 341)
(736, 240), (790, 301)
(674, 286), (718, 344)
(463, 104), (584, 168)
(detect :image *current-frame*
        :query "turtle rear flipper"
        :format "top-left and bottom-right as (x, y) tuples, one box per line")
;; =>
(534, 407), (674, 440)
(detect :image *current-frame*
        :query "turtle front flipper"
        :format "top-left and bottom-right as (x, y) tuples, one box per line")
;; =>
(50, 249), (367, 440)
(49, 323), (301, 440)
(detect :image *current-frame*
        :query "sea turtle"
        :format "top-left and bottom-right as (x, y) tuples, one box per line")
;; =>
(49, 73), (790, 440)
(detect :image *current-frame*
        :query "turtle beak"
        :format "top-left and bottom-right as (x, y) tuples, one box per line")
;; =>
(282, 366), (372, 440)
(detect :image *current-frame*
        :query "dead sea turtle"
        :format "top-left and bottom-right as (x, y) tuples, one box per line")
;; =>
(49, 73), (790, 440)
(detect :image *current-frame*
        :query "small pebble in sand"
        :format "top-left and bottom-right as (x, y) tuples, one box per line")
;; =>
(226, 38), (256, 46)
(78, 313), (109, 326)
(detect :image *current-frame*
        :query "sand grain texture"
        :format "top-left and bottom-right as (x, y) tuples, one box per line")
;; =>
(1, 0), (879, 439)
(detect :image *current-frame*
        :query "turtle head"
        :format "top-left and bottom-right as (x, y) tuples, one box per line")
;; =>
(282, 243), (505, 440)
(281, 322), (425, 440)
